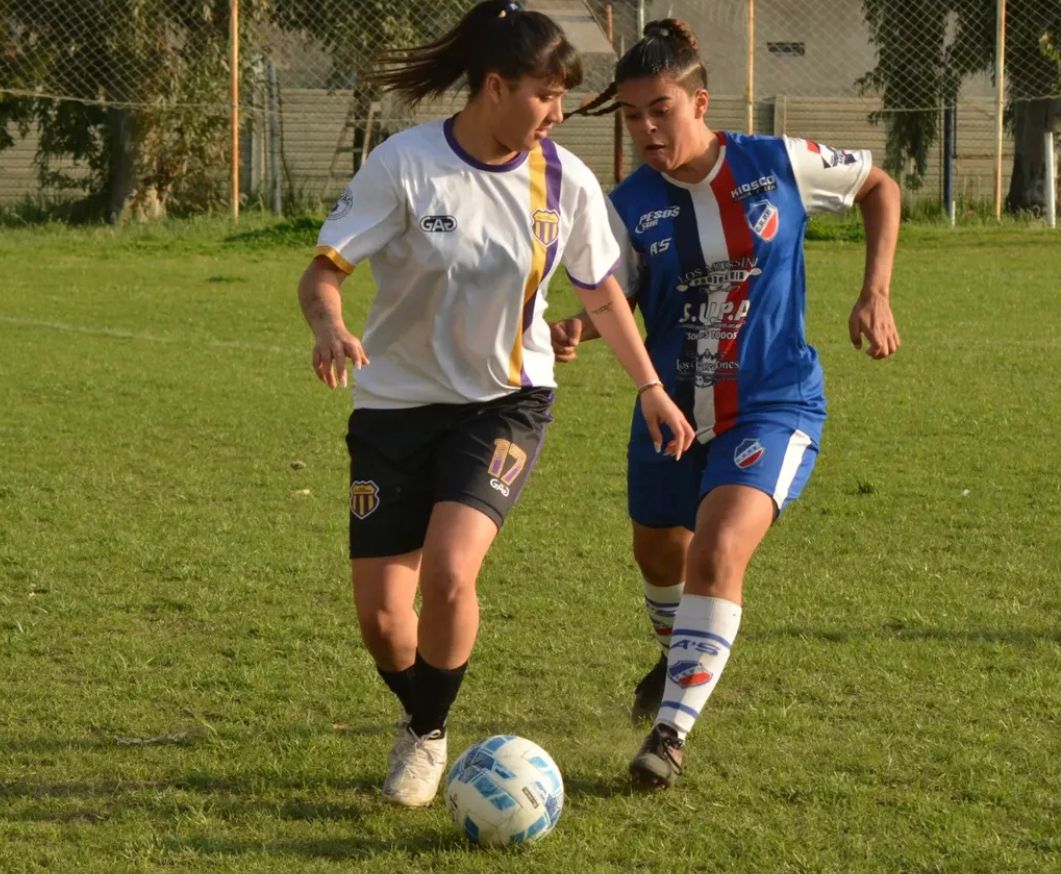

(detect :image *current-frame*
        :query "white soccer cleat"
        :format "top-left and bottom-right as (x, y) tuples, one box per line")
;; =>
(387, 712), (412, 773)
(382, 726), (447, 807)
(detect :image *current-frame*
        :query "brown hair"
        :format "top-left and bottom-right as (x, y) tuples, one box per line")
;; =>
(370, 1), (583, 106)
(573, 19), (707, 117)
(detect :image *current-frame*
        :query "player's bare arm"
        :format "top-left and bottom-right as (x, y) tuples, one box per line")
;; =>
(850, 166), (901, 359)
(297, 254), (370, 388)
(575, 275), (694, 459)
(549, 295), (636, 362)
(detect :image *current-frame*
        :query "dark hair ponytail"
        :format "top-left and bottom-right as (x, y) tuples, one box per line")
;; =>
(573, 18), (707, 117)
(370, 1), (583, 105)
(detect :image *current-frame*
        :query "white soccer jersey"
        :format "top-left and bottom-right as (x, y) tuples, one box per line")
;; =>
(316, 117), (620, 409)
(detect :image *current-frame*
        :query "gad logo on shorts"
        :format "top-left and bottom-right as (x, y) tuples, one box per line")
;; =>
(350, 480), (381, 520)
(734, 438), (765, 469)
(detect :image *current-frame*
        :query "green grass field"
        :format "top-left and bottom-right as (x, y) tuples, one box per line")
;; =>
(1, 217), (1058, 873)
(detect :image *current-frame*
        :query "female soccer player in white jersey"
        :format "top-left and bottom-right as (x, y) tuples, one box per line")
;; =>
(297, 1), (694, 807)
(551, 19), (900, 789)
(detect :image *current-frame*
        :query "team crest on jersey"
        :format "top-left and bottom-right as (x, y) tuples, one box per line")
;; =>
(668, 660), (714, 688)
(327, 190), (353, 221)
(748, 199), (779, 241)
(531, 208), (560, 247)
(350, 480), (380, 520)
(808, 140), (858, 169)
(734, 438), (765, 469)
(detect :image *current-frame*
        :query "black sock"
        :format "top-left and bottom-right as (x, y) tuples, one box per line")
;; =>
(376, 664), (417, 716)
(409, 651), (467, 737)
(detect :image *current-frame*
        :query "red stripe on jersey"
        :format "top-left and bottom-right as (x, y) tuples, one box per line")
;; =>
(707, 133), (757, 437)
(806, 139), (821, 153)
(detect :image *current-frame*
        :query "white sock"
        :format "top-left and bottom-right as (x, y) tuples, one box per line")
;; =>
(657, 595), (742, 741)
(642, 579), (684, 649)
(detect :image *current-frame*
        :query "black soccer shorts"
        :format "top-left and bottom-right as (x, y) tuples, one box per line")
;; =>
(345, 388), (554, 558)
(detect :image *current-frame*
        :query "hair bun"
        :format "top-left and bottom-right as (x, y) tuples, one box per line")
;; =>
(643, 18), (700, 54)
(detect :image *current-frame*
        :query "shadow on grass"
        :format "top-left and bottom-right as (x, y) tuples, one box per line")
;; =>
(563, 772), (637, 801)
(167, 830), (468, 861)
(0, 770), (383, 821)
(1, 771), (467, 859)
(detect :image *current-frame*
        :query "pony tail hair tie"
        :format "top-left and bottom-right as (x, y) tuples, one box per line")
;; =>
(499, 1), (521, 16)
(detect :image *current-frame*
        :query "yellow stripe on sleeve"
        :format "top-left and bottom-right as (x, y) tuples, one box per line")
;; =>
(314, 245), (355, 274)
(507, 147), (548, 386)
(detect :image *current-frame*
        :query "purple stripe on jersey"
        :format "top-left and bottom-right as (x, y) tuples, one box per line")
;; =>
(520, 139), (563, 335)
(443, 115), (529, 173)
(541, 137), (563, 279)
(518, 138), (565, 391)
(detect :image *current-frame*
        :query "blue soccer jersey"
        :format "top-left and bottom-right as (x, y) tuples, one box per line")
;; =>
(609, 132), (871, 444)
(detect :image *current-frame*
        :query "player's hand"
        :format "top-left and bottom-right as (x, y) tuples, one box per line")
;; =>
(312, 326), (369, 388)
(639, 384), (695, 461)
(848, 290), (900, 359)
(549, 317), (583, 363)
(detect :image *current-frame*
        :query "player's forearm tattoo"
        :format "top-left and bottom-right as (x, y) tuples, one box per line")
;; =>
(590, 302), (614, 315)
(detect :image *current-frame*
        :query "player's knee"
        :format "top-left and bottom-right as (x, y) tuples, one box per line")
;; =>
(689, 530), (753, 592)
(633, 531), (686, 585)
(358, 606), (397, 639)
(357, 608), (413, 656)
(420, 562), (477, 608)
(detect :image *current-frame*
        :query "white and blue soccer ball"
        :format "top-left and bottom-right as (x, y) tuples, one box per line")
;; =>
(444, 735), (564, 847)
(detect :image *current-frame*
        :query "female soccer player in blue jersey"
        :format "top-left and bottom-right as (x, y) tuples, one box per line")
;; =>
(297, 2), (694, 808)
(552, 19), (900, 789)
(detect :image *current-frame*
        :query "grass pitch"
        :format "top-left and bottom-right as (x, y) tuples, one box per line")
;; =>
(0, 216), (1058, 873)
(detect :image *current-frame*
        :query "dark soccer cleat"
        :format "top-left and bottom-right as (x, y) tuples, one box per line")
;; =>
(629, 724), (684, 790)
(631, 652), (668, 724)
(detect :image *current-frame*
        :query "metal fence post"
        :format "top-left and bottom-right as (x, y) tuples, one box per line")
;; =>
(1046, 130), (1057, 229)
(943, 102), (956, 226)
(993, 0), (1006, 220)
(746, 0), (755, 134)
(230, 0), (240, 222)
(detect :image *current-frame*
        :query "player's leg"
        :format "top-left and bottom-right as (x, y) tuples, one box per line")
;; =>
(345, 404), (440, 803)
(630, 522), (691, 722)
(378, 502), (499, 807)
(631, 423), (819, 789)
(351, 551), (421, 716)
(627, 435), (706, 722)
(386, 388), (554, 805)
(411, 500), (499, 733)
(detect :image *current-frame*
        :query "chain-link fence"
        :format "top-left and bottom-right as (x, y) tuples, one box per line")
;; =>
(1, 1), (1058, 221)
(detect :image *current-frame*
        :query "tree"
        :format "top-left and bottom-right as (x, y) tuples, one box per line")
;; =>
(0, 0), (467, 221)
(859, 0), (1060, 213)
(0, 0), (239, 221)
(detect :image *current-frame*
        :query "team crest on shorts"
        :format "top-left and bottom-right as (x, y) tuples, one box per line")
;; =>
(668, 660), (714, 688)
(531, 208), (560, 247)
(734, 438), (765, 469)
(350, 480), (380, 520)
(748, 199), (779, 241)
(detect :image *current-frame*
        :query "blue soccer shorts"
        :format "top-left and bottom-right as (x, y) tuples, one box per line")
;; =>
(627, 418), (821, 530)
